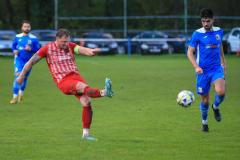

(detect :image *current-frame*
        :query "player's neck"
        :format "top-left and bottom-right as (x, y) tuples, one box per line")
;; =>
(204, 27), (213, 32)
(22, 32), (29, 36)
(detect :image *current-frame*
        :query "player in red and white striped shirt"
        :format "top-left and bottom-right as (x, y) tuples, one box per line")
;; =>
(16, 29), (113, 141)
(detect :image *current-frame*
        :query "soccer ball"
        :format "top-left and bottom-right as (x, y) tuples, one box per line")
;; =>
(177, 90), (195, 107)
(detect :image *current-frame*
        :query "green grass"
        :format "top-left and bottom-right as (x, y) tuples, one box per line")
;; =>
(0, 55), (240, 160)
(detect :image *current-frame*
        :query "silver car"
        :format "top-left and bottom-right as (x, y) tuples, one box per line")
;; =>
(0, 30), (16, 56)
(31, 30), (57, 47)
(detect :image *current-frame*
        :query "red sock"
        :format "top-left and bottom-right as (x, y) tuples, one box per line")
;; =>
(83, 86), (101, 98)
(82, 106), (93, 129)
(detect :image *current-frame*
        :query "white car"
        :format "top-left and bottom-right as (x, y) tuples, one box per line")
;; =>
(226, 27), (240, 53)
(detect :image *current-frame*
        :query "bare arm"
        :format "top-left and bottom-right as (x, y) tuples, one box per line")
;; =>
(220, 43), (226, 68)
(187, 46), (203, 74)
(16, 54), (42, 84)
(74, 45), (100, 56)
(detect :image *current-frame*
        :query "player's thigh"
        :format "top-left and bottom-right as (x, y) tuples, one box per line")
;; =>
(196, 73), (211, 95)
(14, 59), (24, 76)
(14, 59), (31, 77)
(58, 79), (77, 95)
(211, 67), (225, 95)
(73, 74), (88, 93)
(58, 74), (88, 95)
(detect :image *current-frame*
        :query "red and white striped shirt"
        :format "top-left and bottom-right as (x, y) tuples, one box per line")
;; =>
(37, 42), (79, 84)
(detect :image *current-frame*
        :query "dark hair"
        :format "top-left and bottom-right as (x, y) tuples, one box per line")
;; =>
(21, 20), (31, 26)
(200, 8), (214, 18)
(56, 28), (71, 38)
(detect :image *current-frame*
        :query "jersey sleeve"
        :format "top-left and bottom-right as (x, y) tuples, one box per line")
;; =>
(31, 38), (41, 53)
(37, 45), (48, 57)
(220, 29), (224, 40)
(69, 42), (77, 54)
(188, 31), (199, 48)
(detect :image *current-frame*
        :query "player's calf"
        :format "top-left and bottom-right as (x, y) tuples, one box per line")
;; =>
(81, 78), (114, 98)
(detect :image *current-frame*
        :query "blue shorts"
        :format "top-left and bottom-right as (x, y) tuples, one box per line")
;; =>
(14, 56), (31, 77)
(196, 67), (225, 95)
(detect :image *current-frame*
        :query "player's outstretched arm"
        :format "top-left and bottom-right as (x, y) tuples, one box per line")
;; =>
(16, 54), (42, 84)
(74, 45), (100, 56)
(187, 46), (203, 74)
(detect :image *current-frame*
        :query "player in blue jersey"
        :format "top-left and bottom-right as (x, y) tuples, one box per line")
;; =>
(10, 20), (40, 104)
(187, 8), (226, 132)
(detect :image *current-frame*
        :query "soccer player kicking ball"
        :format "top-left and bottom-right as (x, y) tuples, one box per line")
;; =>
(16, 28), (114, 140)
(187, 8), (226, 132)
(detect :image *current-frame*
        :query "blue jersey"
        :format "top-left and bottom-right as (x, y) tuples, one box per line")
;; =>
(12, 33), (40, 61)
(189, 27), (224, 71)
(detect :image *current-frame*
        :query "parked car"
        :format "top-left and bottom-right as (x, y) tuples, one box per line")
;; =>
(118, 31), (186, 55)
(175, 34), (191, 53)
(222, 33), (229, 54)
(224, 27), (240, 54)
(79, 32), (118, 55)
(0, 30), (16, 56)
(132, 31), (174, 54)
(31, 29), (57, 47)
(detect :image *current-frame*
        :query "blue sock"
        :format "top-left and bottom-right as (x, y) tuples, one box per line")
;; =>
(12, 79), (20, 96)
(20, 78), (28, 91)
(200, 102), (209, 123)
(213, 94), (225, 108)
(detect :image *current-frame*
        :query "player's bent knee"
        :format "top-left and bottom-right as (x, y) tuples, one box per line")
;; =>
(201, 97), (209, 105)
(202, 101), (209, 106)
(76, 82), (88, 93)
(79, 95), (91, 106)
(216, 89), (225, 96)
(215, 87), (225, 95)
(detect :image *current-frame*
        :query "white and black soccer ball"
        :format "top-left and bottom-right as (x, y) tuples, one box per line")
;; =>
(177, 90), (195, 107)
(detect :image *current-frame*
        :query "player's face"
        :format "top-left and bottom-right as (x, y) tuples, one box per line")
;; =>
(56, 36), (70, 49)
(201, 18), (214, 31)
(21, 23), (31, 34)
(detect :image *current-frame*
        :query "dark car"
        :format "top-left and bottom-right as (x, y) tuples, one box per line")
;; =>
(80, 32), (118, 55)
(0, 30), (16, 56)
(31, 29), (57, 47)
(130, 31), (173, 54)
(119, 31), (186, 55)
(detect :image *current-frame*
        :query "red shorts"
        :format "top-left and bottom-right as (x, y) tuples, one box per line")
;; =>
(57, 72), (88, 95)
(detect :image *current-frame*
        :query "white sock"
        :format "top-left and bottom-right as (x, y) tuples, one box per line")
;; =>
(19, 90), (24, 96)
(82, 128), (90, 137)
(213, 104), (218, 110)
(13, 94), (18, 98)
(202, 120), (208, 125)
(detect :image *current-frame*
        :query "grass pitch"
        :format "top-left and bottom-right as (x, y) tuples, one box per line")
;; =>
(0, 55), (240, 160)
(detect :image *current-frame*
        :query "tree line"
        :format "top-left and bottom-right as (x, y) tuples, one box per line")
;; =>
(0, 0), (239, 36)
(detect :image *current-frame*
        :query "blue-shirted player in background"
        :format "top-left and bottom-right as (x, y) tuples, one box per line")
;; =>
(10, 20), (40, 104)
(187, 8), (226, 132)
